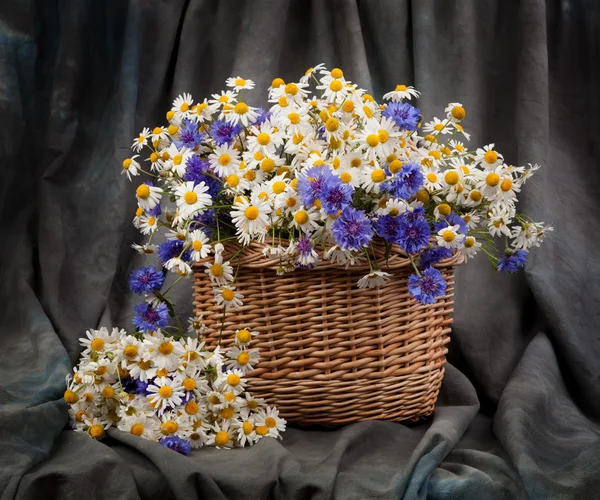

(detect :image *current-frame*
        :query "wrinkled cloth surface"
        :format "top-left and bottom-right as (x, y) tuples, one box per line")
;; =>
(1, 0), (599, 499)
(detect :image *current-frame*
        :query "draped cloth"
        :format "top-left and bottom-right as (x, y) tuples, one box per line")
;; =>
(1, 1), (599, 498)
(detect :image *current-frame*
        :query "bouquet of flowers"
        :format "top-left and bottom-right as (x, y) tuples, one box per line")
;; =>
(121, 64), (552, 309)
(65, 324), (285, 453)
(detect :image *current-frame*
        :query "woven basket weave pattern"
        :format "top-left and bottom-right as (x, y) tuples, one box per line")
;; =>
(193, 242), (462, 425)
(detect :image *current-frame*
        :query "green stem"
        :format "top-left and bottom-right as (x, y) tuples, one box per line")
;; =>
(408, 254), (421, 276)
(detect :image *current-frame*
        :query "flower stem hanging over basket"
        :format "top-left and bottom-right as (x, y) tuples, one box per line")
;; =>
(115, 64), (552, 427)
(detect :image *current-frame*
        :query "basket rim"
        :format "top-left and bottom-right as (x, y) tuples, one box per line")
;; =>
(194, 238), (464, 271)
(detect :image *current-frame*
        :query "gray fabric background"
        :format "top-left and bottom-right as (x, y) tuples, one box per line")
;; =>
(1, 0), (599, 498)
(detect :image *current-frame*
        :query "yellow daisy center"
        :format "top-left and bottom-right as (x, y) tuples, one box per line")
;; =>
(218, 95), (229, 103)
(261, 158), (275, 172)
(235, 78), (246, 86)
(237, 352), (250, 365)
(500, 179), (513, 192)
(278, 96), (288, 107)
(247, 400), (258, 410)
(389, 208), (400, 216)
(215, 431), (229, 446)
(136, 185), (150, 200)
(272, 181), (286, 194)
(294, 210), (309, 225)
(445, 171), (459, 185)
(272, 77), (284, 88)
(366, 134), (379, 148)
(433, 123), (445, 131)
(130, 423), (144, 436)
(159, 342), (173, 355)
(64, 389), (78, 404)
(486, 173), (500, 187)
(138, 360), (152, 370)
(442, 230), (455, 242)
(371, 169), (385, 183)
(167, 124), (179, 135)
(227, 373), (240, 386)
(469, 190), (482, 202)
(166, 110), (175, 121)
(183, 378), (196, 391)
(257, 133), (270, 146)
(186, 401), (199, 415)
(288, 112), (300, 124)
(156, 368), (169, 377)
(95, 366), (107, 376)
(209, 395), (221, 405)
(255, 425), (268, 436)
(451, 106), (466, 120)
(286, 197), (297, 207)
(389, 160), (402, 174)
(102, 386), (115, 399)
(234, 102), (248, 114)
(75, 410), (87, 422)
(378, 129), (389, 143)
(236, 329), (252, 343)
(135, 207), (144, 217)
(437, 203), (451, 216)
(124, 345), (138, 358)
(220, 406), (235, 419)
(329, 80), (343, 92)
(122, 158), (132, 169)
(331, 68), (344, 79)
(265, 417), (277, 428)
(158, 386), (172, 398)
(429, 150), (441, 160)
(285, 83), (298, 95)
(343, 100), (354, 112)
(146, 217), (156, 227)
(244, 206), (259, 220)
(91, 338), (105, 351)
(340, 172), (352, 184)
(222, 289), (235, 302)
(326, 117), (340, 132)
(484, 150), (498, 164)
(161, 421), (178, 434)
(226, 174), (239, 188)
(218, 153), (231, 166)
(89, 424), (105, 439)
(363, 106), (373, 118)
(395, 84), (408, 91)
(243, 421), (253, 435)
(184, 191), (198, 205)
(465, 237), (475, 248)
(244, 170), (256, 181)
(211, 263), (223, 277)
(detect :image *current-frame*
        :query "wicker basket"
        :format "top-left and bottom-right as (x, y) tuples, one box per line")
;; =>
(193, 241), (463, 425)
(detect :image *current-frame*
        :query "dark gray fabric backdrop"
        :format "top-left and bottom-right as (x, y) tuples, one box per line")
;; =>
(1, 0), (599, 498)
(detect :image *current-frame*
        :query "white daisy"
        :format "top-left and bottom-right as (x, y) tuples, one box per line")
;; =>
(445, 102), (466, 122)
(84, 416), (112, 439)
(187, 315), (208, 336)
(422, 117), (451, 136)
(131, 243), (158, 255)
(246, 124), (284, 155)
(204, 252), (234, 285)
(291, 207), (321, 233)
(79, 327), (116, 355)
(135, 183), (162, 211)
(254, 406), (286, 437)
(214, 286), (244, 309)
(174, 181), (212, 218)
(382, 84), (421, 102)
(208, 90), (238, 109)
(209, 420), (235, 449)
(226, 76), (255, 91)
(241, 391), (266, 411)
(357, 270), (393, 289)
(216, 369), (246, 395)
(180, 337), (207, 370)
(165, 257), (193, 277)
(460, 236), (482, 259)
(121, 155), (140, 181)
(299, 63), (326, 84)
(436, 224), (466, 249)
(208, 143), (241, 178)
(187, 229), (212, 261)
(139, 214), (159, 235)
(234, 328), (258, 347)
(474, 144), (504, 169)
(487, 206), (513, 237)
(127, 356), (158, 382)
(224, 346), (260, 374)
(118, 414), (161, 441)
(234, 409), (258, 447)
(131, 127), (151, 152)
(144, 333), (185, 371)
(225, 101), (259, 127)
(147, 376), (186, 414)
(172, 93), (194, 118)
(231, 193), (272, 243)
(360, 164), (388, 193)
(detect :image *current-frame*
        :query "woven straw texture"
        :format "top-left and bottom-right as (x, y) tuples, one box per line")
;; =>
(193, 241), (463, 425)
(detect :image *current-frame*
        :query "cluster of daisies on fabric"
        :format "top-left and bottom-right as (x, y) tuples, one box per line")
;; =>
(65, 64), (551, 455)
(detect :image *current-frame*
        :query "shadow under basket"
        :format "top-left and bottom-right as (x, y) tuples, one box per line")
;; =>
(193, 241), (463, 426)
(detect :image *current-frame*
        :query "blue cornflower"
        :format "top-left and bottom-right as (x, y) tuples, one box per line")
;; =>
(434, 211), (468, 235)
(375, 214), (403, 244)
(251, 108), (271, 126)
(382, 162), (424, 200)
(321, 180), (354, 215)
(383, 102), (420, 131)
(396, 212), (430, 254)
(408, 267), (447, 305)
(497, 250), (528, 273)
(157, 240), (191, 265)
(403, 206), (426, 223)
(184, 156), (221, 198)
(147, 204), (162, 217)
(190, 209), (216, 237)
(295, 236), (318, 269)
(419, 246), (453, 268)
(132, 302), (169, 331)
(129, 266), (165, 295)
(332, 208), (374, 250)
(159, 436), (192, 456)
(209, 120), (243, 146)
(123, 378), (150, 396)
(297, 166), (337, 208)
(175, 119), (205, 149)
